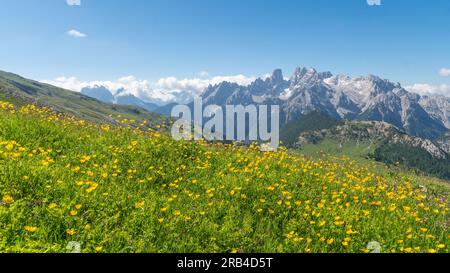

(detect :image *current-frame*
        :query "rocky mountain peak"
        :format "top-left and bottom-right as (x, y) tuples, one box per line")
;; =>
(290, 67), (319, 86)
(362, 75), (397, 95)
(270, 69), (284, 84)
(81, 85), (114, 103)
(318, 71), (333, 80)
(292, 66), (315, 77)
(289, 66), (333, 87)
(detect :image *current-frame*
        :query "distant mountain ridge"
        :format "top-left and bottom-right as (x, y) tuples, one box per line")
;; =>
(73, 66), (450, 142)
(81, 86), (159, 112)
(297, 120), (448, 160)
(80, 85), (177, 115)
(200, 66), (450, 141)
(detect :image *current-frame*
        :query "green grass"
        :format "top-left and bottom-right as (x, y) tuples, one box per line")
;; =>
(299, 139), (376, 158)
(0, 100), (449, 253)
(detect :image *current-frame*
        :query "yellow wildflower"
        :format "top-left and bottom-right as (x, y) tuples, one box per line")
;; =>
(24, 226), (39, 233)
(67, 229), (76, 236)
(2, 195), (14, 205)
(134, 201), (145, 209)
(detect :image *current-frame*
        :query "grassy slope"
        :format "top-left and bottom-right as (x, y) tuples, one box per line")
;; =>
(299, 135), (450, 182)
(297, 142), (450, 196)
(0, 100), (448, 253)
(0, 70), (166, 126)
(300, 139), (376, 159)
(373, 143), (450, 180)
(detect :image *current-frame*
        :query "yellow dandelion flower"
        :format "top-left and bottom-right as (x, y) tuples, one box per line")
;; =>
(2, 195), (14, 205)
(24, 226), (38, 233)
(173, 210), (181, 216)
(85, 183), (98, 193)
(66, 229), (76, 236)
(134, 201), (145, 209)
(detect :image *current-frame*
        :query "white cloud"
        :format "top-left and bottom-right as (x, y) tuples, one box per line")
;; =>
(41, 76), (147, 95)
(156, 75), (256, 95)
(67, 29), (87, 38)
(367, 0), (381, 6)
(41, 74), (257, 104)
(42, 76), (84, 91)
(439, 68), (450, 77)
(406, 83), (450, 97)
(66, 0), (81, 6)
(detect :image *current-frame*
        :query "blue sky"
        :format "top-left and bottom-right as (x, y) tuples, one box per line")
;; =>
(0, 0), (449, 98)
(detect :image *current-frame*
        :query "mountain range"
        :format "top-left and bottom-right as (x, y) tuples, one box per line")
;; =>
(199, 67), (450, 141)
(3, 67), (450, 143)
(71, 65), (450, 144)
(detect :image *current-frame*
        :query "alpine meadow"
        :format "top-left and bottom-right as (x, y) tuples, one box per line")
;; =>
(1, 0), (450, 258)
(0, 99), (448, 253)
